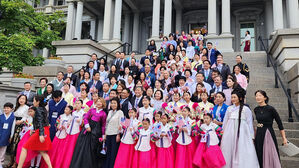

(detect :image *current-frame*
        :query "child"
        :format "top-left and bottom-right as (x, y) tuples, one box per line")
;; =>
(174, 106), (196, 168)
(138, 96), (154, 124)
(193, 113), (226, 168)
(61, 100), (84, 168)
(132, 118), (157, 168)
(151, 111), (162, 158)
(198, 92), (214, 120)
(114, 108), (141, 168)
(0, 103), (15, 167)
(155, 113), (175, 168)
(49, 105), (73, 168)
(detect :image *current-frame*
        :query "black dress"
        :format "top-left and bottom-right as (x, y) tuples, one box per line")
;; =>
(254, 105), (284, 168)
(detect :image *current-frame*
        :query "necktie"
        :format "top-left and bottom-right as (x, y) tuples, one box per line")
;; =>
(135, 98), (139, 108)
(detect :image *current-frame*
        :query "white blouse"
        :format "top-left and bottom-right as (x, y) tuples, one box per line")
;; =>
(14, 105), (29, 121)
(155, 123), (173, 148)
(135, 129), (152, 152)
(121, 118), (140, 144)
(67, 109), (84, 135)
(200, 123), (220, 146)
(174, 116), (193, 145)
(105, 110), (124, 135)
(138, 106), (154, 124)
(55, 114), (72, 139)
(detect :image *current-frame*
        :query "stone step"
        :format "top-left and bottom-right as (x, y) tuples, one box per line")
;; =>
(274, 128), (299, 138)
(281, 156), (299, 168)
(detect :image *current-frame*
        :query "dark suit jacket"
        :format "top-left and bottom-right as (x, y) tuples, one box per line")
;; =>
(88, 80), (103, 93)
(112, 58), (120, 66)
(213, 63), (231, 83)
(64, 73), (77, 86)
(121, 98), (131, 119)
(130, 96), (144, 109)
(201, 69), (214, 86)
(209, 85), (228, 103)
(86, 60), (100, 71)
(140, 56), (154, 67)
(209, 49), (221, 65)
(19, 90), (36, 106)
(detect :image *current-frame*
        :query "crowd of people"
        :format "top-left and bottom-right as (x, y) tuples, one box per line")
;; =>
(0, 31), (287, 168)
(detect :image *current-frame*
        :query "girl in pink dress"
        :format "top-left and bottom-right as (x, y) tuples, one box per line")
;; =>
(193, 113), (226, 168)
(48, 105), (72, 168)
(61, 100), (84, 168)
(114, 108), (141, 168)
(174, 106), (196, 168)
(155, 113), (175, 168)
(132, 118), (157, 168)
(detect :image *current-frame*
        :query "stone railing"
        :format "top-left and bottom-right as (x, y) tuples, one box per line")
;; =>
(34, 5), (68, 14)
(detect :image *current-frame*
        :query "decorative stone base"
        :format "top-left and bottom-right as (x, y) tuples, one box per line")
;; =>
(285, 62), (299, 104)
(44, 59), (65, 67)
(98, 40), (122, 52)
(205, 34), (234, 52)
(269, 28), (299, 72)
(52, 40), (115, 70)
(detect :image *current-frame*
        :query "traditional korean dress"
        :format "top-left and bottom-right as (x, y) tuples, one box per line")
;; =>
(220, 105), (260, 168)
(114, 118), (141, 168)
(155, 123), (175, 168)
(49, 113), (72, 168)
(174, 116), (196, 168)
(138, 106), (155, 124)
(198, 101), (214, 120)
(132, 128), (157, 168)
(70, 108), (107, 168)
(48, 99), (67, 140)
(193, 123), (226, 168)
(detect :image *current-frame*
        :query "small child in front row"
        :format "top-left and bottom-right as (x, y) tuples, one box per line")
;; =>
(114, 108), (141, 168)
(151, 111), (162, 155)
(193, 113), (226, 168)
(155, 113), (175, 168)
(174, 106), (196, 168)
(48, 105), (73, 168)
(0, 103), (15, 168)
(132, 118), (157, 168)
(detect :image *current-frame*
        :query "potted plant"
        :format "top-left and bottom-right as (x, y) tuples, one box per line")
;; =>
(11, 73), (37, 89)
(44, 55), (65, 67)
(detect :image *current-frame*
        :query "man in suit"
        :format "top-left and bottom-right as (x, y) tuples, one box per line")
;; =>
(144, 64), (156, 88)
(105, 89), (118, 112)
(140, 49), (154, 67)
(51, 71), (65, 91)
(64, 65), (77, 86)
(234, 55), (250, 82)
(200, 60), (214, 86)
(209, 75), (227, 103)
(207, 42), (221, 65)
(99, 82), (110, 100)
(88, 71), (103, 94)
(120, 88), (132, 118)
(86, 53), (100, 71)
(131, 86), (144, 109)
(213, 54), (231, 85)
(117, 52), (129, 76)
(112, 51), (121, 66)
(86, 61), (97, 80)
(19, 82), (36, 106)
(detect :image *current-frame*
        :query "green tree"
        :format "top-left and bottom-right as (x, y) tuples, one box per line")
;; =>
(0, 0), (65, 72)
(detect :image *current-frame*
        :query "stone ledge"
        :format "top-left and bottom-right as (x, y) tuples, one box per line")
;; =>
(286, 62), (299, 104)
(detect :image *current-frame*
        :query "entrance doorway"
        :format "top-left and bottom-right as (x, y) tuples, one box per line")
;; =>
(240, 22), (255, 51)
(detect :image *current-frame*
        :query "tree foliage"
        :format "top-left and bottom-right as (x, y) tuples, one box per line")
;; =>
(0, 0), (65, 72)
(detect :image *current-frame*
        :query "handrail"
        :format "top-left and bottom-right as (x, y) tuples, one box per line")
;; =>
(258, 36), (299, 121)
(73, 42), (131, 74)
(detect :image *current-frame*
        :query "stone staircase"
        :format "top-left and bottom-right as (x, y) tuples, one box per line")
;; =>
(223, 51), (299, 168)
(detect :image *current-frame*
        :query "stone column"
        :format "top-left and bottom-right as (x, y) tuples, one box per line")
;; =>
(208, 0), (217, 35)
(74, 1), (84, 40)
(65, 1), (75, 40)
(102, 0), (112, 41)
(152, 0), (160, 38)
(175, 8), (182, 33)
(132, 12), (139, 51)
(221, 0), (231, 34)
(163, 0), (172, 36)
(97, 19), (103, 41)
(42, 48), (49, 58)
(287, 0), (299, 28)
(123, 13), (130, 43)
(112, 0), (123, 41)
(265, 0), (274, 36)
(48, 0), (54, 6)
(90, 20), (96, 40)
(272, 0), (284, 30)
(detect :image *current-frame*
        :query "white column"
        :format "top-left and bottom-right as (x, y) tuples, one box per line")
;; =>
(74, 1), (83, 39)
(112, 0), (123, 41)
(48, 0), (54, 6)
(65, 1), (75, 40)
(272, 0), (284, 30)
(152, 0), (160, 38)
(287, 0), (299, 28)
(221, 0), (231, 34)
(175, 8), (182, 33)
(102, 0), (112, 40)
(132, 12), (139, 51)
(97, 19), (104, 41)
(123, 13), (130, 43)
(42, 48), (49, 58)
(163, 0), (172, 36)
(265, 0), (273, 36)
(208, 0), (217, 35)
(90, 20), (96, 39)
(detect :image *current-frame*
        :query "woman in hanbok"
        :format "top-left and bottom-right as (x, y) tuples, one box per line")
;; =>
(220, 88), (259, 168)
(254, 90), (287, 168)
(198, 92), (214, 120)
(212, 92), (229, 126)
(233, 65), (248, 90)
(151, 90), (164, 112)
(241, 30), (251, 52)
(70, 98), (107, 168)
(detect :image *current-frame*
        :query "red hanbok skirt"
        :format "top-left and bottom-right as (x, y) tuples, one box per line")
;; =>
(244, 40), (250, 52)
(23, 126), (52, 151)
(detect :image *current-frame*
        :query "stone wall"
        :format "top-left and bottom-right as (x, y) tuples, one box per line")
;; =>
(0, 85), (23, 110)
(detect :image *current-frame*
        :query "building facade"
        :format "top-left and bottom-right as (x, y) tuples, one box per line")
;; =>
(33, 0), (299, 53)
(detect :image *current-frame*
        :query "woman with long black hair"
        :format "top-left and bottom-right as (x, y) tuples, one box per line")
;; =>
(220, 88), (259, 168)
(254, 90), (287, 168)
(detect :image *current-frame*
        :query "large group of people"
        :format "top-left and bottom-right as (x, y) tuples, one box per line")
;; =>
(0, 32), (286, 168)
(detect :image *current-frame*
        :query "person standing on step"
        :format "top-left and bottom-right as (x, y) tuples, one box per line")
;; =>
(241, 30), (251, 52)
(234, 55), (250, 83)
(254, 90), (288, 168)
